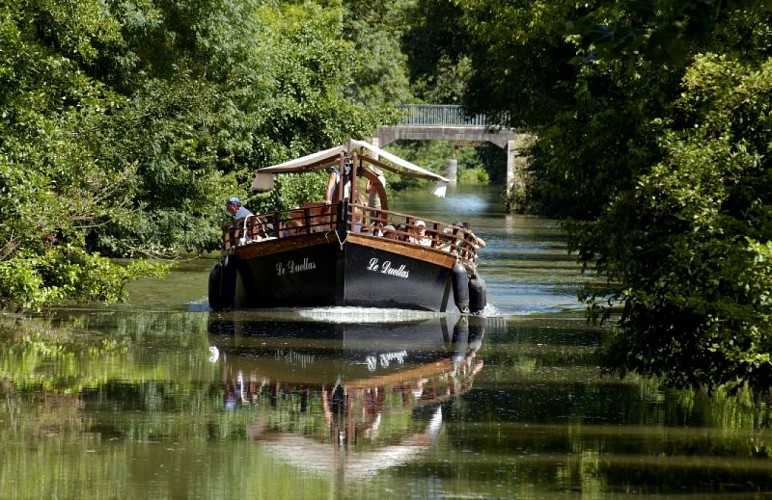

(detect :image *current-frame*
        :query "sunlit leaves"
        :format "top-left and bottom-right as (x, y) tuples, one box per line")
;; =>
(0, 0), (399, 309)
(0, 246), (168, 311)
(451, 0), (771, 397)
(594, 53), (772, 396)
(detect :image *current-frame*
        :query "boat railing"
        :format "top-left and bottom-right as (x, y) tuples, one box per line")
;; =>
(347, 203), (480, 262)
(221, 201), (480, 262)
(221, 202), (338, 251)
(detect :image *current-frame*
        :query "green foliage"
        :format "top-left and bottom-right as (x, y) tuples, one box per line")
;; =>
(0, 0), (398, 310)
(402, 0), (471, 103)
(457, 166), (489, 184)
(342, 0), (416, 107)
(384, 140), (495, 189)
(248, 171), (331, 215)
(0, 0), (166, 311)
(587, 54), (772, 396)
(457, 0), (771, 217)
(0, 246), (168, 311)
(87, 1), (385, 256)
(451, 0), (772, 397)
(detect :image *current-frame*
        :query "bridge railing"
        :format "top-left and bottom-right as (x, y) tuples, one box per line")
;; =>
(396, 104), (496, 127)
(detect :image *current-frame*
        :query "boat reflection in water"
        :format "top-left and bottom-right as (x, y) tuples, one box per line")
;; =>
(207, 312), (485, 479)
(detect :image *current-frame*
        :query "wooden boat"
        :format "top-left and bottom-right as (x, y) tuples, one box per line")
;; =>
(208, 139), (487, 313)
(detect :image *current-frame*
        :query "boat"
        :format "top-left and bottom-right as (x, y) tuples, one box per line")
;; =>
(208, 139), (487, 313)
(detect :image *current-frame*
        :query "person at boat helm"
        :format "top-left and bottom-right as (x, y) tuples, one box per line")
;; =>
(325, 163), (352, 204)
(225, 196), (253, 220)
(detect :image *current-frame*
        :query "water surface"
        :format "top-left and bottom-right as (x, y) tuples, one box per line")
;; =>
(1, 185), (770, 499)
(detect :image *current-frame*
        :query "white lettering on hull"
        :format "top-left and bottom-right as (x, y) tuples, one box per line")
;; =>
(367, 258), (410, 279)
(276, 257), (317, 276)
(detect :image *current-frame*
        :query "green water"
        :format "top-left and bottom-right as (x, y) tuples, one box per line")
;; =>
(1, 186), (770, 499)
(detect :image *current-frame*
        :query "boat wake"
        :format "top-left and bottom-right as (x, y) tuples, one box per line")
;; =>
(187, 297), (212, 312)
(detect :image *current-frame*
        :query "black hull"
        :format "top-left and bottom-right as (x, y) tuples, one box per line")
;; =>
(230, 236), (453, 311)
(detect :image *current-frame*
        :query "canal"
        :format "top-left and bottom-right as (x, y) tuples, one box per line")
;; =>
(0, 186), (770, 498)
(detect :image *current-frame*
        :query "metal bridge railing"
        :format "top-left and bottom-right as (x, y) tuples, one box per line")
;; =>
(396, 104), (497, 127)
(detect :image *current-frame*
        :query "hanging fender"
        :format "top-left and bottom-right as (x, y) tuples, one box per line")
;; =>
(208, 263), (223, 310)
(208, 257), (237, 311)
(452, 260), (470, 314)
(469, 272), (487, 314)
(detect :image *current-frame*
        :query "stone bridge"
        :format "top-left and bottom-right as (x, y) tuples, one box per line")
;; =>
(373, 105), (533, 195)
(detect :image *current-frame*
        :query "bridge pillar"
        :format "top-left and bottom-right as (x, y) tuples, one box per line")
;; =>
(506, 134), (536, 206)
(445, 158), (458, 185)
(506, 140), (516, 197)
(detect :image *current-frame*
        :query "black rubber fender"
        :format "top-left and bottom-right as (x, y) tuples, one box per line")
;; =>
(469, 273), (487, 314)
(452, 260), (470, 313)
(209, 258), (237, 310)
(220, 257), (237, 310)
(208, 263), (223, 310)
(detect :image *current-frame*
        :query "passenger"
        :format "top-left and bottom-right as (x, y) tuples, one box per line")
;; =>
(226, 197), (253, 220)
(351, 211), (364, 233)
(366, 169), (386, 210)
(383, 224), (399, 240)
(369, 221), (384, 236)
(449, 222), (465, 253)
(438, 227), (454, 252)
(283, 219), (302, 237)
(325, 163), (352, 204)
(395, 223), (407, 241)
(262, 222), (277, 239)
(462, 222), (486, 248)
(410, 220), (432, 247)
(324, 168), (337, 204)
(225, 197), (253, 247)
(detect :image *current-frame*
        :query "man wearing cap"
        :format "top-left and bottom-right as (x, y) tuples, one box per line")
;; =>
(226, 197), (253, 220)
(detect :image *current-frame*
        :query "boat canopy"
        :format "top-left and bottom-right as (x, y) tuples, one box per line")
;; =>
(251, 139), (450, 195)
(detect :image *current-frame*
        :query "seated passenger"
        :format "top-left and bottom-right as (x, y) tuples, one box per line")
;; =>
(409, 220), (432, 247)
(438, 227), (455, 252)
(283, 219), (303, 237)
(351, 211), (364, 233)
(382, 224), (399, 240)
(462, 221), (486, 248)
(369, 221), (384, 236)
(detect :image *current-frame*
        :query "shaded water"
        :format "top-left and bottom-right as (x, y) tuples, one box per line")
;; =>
(1, 186), (771, 499)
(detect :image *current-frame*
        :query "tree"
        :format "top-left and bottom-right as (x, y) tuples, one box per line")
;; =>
(402, 0), (472, 104)
(452, 0), (772, 397)
(90, 0), (385, 256)
(0, 0), (394, 309)
(590, 54), (771, 396)
(0, 0), (166, 310)
(342, 0), (415, 107)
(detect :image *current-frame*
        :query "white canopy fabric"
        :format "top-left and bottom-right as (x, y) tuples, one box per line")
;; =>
(256, 144), (345, 174)
(348, 139), (450, 183)
(253, 139), (450, 183)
